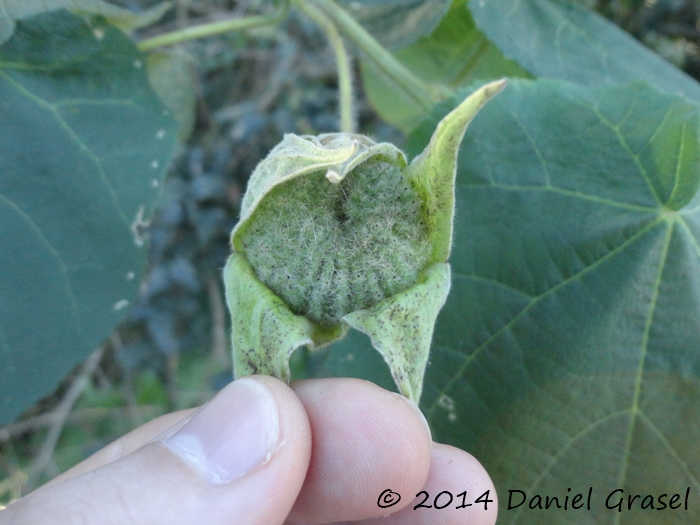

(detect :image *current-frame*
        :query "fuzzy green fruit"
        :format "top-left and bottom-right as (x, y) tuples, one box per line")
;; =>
(240, 142), (431, 326)
(225, 80), (507, 402)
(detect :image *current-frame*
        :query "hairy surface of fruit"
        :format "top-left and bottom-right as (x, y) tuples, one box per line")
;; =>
(240, 158), (431, 325)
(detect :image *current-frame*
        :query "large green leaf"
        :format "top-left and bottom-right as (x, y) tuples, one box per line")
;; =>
(146, 49), (197, 142)
(0, 11), (177, 424)
(337, 0), (451, 49)
(361, 0), (528, 132)
(0, 0), (171, 44)
(423, 79), (700, 523)
(323, 78), (700, 523)
(469, 0), (700, 104)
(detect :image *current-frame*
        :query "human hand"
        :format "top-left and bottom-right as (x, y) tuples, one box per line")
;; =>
(1, 377), (497, 525)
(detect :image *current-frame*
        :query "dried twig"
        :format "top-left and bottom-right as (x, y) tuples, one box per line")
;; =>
(22, 347), (104, 493)
(110, 332), (145, 427)
(0, 405), (163, 442)
(165, 354), (180, 410)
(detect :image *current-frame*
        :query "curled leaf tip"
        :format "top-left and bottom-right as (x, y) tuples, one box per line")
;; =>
(483, 77), (508, 97)
(407, 79), (507, 262)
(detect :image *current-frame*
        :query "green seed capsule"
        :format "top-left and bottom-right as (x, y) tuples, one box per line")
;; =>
(224, 80), (507, 402)
(240, 154), (431, 326)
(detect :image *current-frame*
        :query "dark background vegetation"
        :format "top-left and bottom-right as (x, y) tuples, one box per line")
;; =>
(1, 0), (699, 502)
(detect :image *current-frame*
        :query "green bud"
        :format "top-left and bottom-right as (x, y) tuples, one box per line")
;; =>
(224, 80), (506, 402)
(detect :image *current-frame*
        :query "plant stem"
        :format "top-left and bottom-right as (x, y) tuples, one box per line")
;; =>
(293, 0), (354, 133)
(311, 0), (435, 111)
(138, 0), (290, 51)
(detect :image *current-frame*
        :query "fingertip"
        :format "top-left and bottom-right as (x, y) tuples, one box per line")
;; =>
(430, 444), (498, 525)
(364, 443), (498, 525)
(288, 378), (432, 523)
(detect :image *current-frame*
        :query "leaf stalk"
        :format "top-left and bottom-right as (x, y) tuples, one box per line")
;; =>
(137, 0), (289, 51)
(310, 0), (436, 111)
(293, 0), (354, 133)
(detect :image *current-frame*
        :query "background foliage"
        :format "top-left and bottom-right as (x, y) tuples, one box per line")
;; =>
(0, 10), (177, 428)
(2, 0), (700, 523)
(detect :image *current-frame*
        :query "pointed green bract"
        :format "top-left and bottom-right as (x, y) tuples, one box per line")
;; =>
(224, 252), (347, 381)
(343, 262), (451, 402)
(408, 79), (507, 263)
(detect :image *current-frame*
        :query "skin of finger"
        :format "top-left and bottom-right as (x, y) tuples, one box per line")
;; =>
(287, 378), (432, 524)
(360, 443), (498, 525)
(41, 408), (197, 489)
(2, 377), (311, 525)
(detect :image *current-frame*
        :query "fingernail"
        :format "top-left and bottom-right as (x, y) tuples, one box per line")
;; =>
(164, 378), (280, 484)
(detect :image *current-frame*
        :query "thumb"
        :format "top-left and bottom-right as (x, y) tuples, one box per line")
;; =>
(5, 377), (311, 525)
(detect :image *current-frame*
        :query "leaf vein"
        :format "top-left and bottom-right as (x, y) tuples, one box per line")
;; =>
(638, 411), (700, 490)
(615, 220), (673, 504)
(456, 182), (658, 212)
(0, 70), (131, 226)
(677, 216), (700, 259)
(427, 217), (665, 421)
(510, 408), (631, 523)
(593, 106), (663, 207)
(452, 272), (534, 299)
(0, 194), (83, 335)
